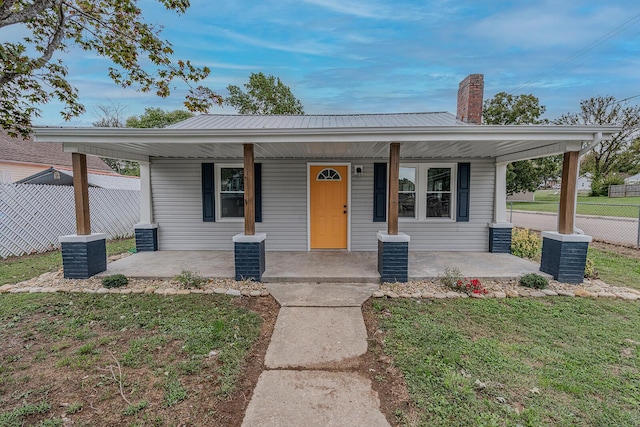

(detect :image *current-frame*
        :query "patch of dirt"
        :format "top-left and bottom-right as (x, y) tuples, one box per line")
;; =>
(0, 295), (279, 427)
(591, 240), (640, 259)
(361, 299), (420, 426)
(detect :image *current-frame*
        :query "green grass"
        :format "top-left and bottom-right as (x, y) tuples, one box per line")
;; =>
(589, 247), (640, 291)
(0, 293), (263, 422)
(0, 237), (135, 286)
(373, 297), (640, 426)
(0, 401), (52, 427)
(511, 190), (640, 218)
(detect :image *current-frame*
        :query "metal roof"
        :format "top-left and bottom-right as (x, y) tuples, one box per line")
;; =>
(167, 112), (463, 130)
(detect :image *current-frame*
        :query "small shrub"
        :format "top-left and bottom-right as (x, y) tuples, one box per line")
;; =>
(519, 273), (548, 289)
(101, 274), (129, 289)
(439, 267), (463, 288)
(511, 228), (541, 260)
(66, 402), (83, 415)
(584, 257), (598, 279)
(451, 278), (488, 295)
(123, 400), (148, 416)
(174, 270), (206, 289)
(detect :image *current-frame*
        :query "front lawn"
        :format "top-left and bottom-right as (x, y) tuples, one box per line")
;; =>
(510, 190), (640, 218)
(371, 297), (640, 426)
(0, 293), (269, 426)
(589, 247), (640, 290)
(0, 237), (135, 286)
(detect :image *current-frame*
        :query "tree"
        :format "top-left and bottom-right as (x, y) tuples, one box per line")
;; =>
(1, 0), (222, 139)
(92, 103), (138, 175)
(92, 102), (126, 128)
(126, 107), (193, 128)
(483, 92), (548, 125)
(483, 92), (560, 194)
(554, 96), (640, 180)
(225, 72), (304, 115)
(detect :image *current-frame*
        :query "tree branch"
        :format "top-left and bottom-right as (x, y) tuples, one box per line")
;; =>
(0, 0), (56, 28)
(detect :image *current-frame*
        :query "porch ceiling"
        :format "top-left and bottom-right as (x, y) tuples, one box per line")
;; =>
(33, 124), (620, 162)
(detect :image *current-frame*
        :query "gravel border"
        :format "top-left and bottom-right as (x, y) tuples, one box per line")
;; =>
(2, 252), (639, 301)
(374, 278), (640, 301)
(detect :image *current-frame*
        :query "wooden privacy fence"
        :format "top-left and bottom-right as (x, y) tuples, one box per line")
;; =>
(610, 184), (640, 197)
(0, 184), (139, 258)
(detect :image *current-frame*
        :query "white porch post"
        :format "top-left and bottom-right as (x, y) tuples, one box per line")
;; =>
(494, 161), (508, 224)
(139, 161), (154, 224)
(488, 161), (513, 253)
(135, 160), (158, 251)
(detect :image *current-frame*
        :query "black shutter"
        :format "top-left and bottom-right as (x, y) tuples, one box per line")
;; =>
(202, 163), (215, 222)
(457, 162), (470, 222)
(255, 163), (262, 223)
(373, 163), (387, 222)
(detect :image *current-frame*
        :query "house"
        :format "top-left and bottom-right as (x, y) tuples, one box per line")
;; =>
(624, 172), (640, 185)
(33, 75), (620, 284)
(0, 130), (115, 183)
(577, 173), (592, 191)
(16, 167), (140, 190)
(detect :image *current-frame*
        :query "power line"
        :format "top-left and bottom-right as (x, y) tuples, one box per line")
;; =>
(509, 11), (640, 95)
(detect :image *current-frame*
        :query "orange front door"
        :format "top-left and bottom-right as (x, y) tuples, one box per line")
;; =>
(310, 165), (348, 249)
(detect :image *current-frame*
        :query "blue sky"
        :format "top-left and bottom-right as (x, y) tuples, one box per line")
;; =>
(31, 0), (640, 125)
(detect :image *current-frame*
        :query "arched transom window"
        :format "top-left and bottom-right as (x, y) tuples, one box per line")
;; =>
(316, 168), (342, 181)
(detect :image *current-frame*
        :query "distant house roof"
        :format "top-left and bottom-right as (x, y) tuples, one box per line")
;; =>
(167, 112), (464, 130)
(16, 167), (140, 190)
(625, 173), (640, 184)
(0, 130), (114, 172)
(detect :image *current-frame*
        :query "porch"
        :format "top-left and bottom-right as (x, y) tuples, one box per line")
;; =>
(99, 250), (546, 283)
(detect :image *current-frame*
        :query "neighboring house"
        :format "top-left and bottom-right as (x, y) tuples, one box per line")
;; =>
(0, 130), (115, 183)
(577, 173), (592, 191)
(17, 167), (140, 190)
(625, 173), (640, 184)
(33, 75), (620, 283)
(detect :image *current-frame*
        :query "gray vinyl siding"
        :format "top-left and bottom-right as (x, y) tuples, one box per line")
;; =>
(151, 158), (494, 251)
(350, 159), (494, 251)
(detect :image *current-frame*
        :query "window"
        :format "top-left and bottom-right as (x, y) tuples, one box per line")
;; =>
(316, 168), (342, 181)
(426, 168), (452, 218)
(218, 165), (244, 219)
(398, 164), (456, 220)
(398, 166), (416, 218)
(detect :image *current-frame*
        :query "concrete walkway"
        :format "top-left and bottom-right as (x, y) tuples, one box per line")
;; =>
(242, 283), (390, 427)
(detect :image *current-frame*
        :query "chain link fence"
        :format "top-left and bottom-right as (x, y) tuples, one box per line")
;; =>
(509, 201), (640, 248)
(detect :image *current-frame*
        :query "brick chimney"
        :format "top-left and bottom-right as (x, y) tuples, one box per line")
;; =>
(456, 74), (484, 124)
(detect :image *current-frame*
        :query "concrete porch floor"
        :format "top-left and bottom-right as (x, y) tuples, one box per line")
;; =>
(101, 250), (546, 282)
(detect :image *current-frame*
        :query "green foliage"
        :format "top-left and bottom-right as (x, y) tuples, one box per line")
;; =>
(225, 72), (304, 115)
(519, 273), (548, 289)
(101, 274), (129, 289)
(438, 267), (463, 288)
(482, 92), (548, 125)
(0, 401), (51, 427)
(65, 402), (83, 415)
(123, 400), (148, 416)
(584, 256), (598, 279)
(555, 96), (640, 179)
(588, 247), (640, 290)
(589, 173), (625, 197)
(511, 228), (541, 260)
(173, 270), (206, 289)
(163, 374), (187, 407)
(126, 107), (193, 128)
(483, 93), (560, 194)
(1, 1), (221, 139)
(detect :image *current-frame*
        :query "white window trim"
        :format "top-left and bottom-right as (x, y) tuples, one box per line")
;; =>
(399, 163), (457, 222)
(216, 163), (244, 222)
